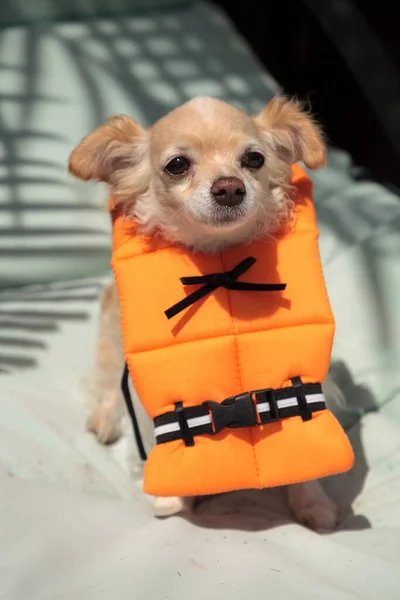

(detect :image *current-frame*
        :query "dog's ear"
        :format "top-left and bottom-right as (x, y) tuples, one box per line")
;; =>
(68, 115), (148, 182)
(254, 97), (326, 169)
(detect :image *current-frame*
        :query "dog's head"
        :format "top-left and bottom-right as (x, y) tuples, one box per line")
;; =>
(69, 96), (325, 251)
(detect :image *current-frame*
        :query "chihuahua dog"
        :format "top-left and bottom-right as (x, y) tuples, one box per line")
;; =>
(69, 96), (342, 531)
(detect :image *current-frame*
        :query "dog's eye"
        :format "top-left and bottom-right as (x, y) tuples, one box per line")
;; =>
(241, 151), (265, 170)
(164, 156), (191, 176)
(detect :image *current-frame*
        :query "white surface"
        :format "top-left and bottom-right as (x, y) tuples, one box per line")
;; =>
(1, 460), (399, 600)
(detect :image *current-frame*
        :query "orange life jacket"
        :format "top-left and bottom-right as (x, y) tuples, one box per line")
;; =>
(111, 164), (354, 497)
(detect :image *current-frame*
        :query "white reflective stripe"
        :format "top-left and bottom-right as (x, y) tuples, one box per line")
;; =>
(306, 393), (325, 404)
(154, 422), (180, 437)
(258, 393), (325, 414)
(155, 393), (325, 438)
(154, 414), (212, 438)
(188, 414), (212, 428)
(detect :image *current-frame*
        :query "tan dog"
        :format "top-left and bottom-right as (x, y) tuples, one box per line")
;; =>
(69, 96), (342, 531)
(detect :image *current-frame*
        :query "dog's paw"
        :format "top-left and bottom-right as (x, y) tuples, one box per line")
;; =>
(292, 498), (339, 532)
(87, 402), (122, 445)
(152, 496), (193, 518)
(288, 481), (339, 532)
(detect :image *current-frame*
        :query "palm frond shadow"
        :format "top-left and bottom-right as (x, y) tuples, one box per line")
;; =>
(315, 179), (400, 353)
(0, 279), (104, 374)
(0, 25), (111, 261)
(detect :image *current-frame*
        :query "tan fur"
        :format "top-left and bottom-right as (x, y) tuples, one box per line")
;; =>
(254, 96), (326, 169)
(69, 115), (148, 183)
(86, 281), (124, 444)
(70, 97), (339, 531)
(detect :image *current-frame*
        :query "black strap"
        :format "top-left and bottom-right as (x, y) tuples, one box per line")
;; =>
(121, 363), (147, 461)
(154, 379), (325, 445)
(165, 256), (286, 320)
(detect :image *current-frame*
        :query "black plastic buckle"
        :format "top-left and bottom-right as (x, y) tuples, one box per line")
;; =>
(205, 392), (258, 435)
(254, 388), (280, 423)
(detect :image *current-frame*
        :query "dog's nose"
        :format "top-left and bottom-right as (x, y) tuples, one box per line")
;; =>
(211, 177), (246, 206)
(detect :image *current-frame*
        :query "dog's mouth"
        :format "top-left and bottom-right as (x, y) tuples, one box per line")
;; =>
(183, 192), (257, 230)
(206, 204), (249, 227)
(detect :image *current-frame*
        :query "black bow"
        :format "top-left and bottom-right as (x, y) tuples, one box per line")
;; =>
(165, 256), (286, 320)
